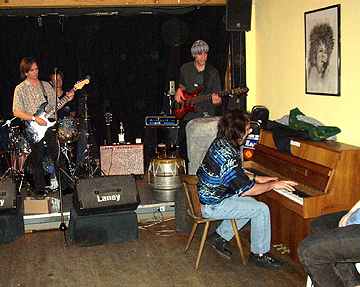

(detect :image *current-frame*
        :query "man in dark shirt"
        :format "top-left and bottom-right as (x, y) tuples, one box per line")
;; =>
(174, 40), (222, 168)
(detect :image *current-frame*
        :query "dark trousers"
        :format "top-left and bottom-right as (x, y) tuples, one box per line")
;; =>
(297, 211), (360, 287)
(29, 128), (60, 192)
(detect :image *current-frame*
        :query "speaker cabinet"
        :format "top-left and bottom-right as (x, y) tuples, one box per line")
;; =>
(226, 0), (252, 31)
(68, 209), (138, 246)
(0, 179), (19, 214)
(100, 144), (144, 176)
(73, 175), (140, 216)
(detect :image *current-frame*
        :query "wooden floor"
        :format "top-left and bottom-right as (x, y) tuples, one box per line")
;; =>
(1, 223), (308, 286)
(1, 176), (308, 287)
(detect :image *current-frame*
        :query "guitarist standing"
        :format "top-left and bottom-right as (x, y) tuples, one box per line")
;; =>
(12, 57), (74, 196)
(174, 40), (222, 170)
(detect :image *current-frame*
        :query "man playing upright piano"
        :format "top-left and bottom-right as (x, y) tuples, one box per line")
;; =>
(197, 108), (298, 270)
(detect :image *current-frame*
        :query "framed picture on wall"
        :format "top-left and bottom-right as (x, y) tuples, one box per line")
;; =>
(305, 4), (340, 96)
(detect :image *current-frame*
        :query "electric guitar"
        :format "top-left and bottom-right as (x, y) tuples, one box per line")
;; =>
(174, 87), (249, 120)
(24, 78), (90, 143)
(104, 112), (113, 145)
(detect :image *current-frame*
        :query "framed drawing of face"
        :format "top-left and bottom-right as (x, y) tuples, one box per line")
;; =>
(305, 4), (340, 96)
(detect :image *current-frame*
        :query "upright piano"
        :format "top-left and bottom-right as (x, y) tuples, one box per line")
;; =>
(243, 130), (360, 261)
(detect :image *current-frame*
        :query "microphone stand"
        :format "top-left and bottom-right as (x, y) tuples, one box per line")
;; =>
(1, 117), (17, 128)
(53, 68), (68, 247)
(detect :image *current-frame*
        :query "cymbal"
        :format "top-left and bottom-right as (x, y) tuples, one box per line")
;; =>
(78, 93), (96, 98)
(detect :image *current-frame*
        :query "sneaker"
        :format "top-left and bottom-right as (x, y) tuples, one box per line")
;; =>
(248, 252), (284, 271)
(207, 232), (233, 260)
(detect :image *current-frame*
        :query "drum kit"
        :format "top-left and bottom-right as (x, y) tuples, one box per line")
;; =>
(0, 93), (99, 194)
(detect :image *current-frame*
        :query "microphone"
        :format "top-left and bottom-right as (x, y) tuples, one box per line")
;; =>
(169, 80), (175, 96)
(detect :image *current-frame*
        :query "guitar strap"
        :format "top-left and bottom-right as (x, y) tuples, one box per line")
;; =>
(39, 81), (48, 103)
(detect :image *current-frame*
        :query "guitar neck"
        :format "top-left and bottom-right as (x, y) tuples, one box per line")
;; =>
(44, 94), (69, 119)
(106, 125), (112, 145)
(44, 84), (81, 119)
(189, 89), (235, 105)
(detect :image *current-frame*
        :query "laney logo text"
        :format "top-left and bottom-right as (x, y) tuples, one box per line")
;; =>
(97, 195), (121, 202)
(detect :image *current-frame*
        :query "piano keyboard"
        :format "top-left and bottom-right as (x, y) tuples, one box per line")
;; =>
(273, 188), (304, 205)
(246, 167), (312, 205)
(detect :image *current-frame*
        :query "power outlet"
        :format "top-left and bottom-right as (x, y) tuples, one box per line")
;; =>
(159, 206), (165, 212)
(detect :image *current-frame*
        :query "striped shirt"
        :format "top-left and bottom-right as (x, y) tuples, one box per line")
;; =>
(197, 138), (254, 205)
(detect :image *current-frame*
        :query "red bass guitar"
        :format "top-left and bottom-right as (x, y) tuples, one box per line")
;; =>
(174, 87), (249, 120)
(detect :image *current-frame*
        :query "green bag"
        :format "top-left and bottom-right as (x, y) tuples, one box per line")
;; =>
(289, 108), (341, 141)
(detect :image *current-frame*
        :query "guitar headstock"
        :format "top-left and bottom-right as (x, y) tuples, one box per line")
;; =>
(74, 79), (90, 91)
(105, 112), (113, 125)
(234, 87), (249, 95)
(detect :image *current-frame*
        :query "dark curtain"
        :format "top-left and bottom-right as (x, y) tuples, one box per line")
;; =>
(0, 6), (230, 145)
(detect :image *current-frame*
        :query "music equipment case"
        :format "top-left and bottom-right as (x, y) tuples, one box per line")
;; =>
(73, 175), (140, 216)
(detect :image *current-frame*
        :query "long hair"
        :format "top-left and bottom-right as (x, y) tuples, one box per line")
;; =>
(216, 108), (251, 150)
(19, 57), (37, 80)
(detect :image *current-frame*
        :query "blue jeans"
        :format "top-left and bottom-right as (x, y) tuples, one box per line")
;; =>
(201, 195), (271, 254)
(297, 211), (360, 287)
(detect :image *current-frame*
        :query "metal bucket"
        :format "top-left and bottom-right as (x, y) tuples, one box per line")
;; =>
(148, 157), (185, 202)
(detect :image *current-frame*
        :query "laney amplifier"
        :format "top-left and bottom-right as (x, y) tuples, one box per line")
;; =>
(100, 144), (144, 176)
(0, 179), (20, 214)
(73, 175), (140, 216)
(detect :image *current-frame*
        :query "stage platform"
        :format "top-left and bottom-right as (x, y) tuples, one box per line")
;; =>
(23, 174), (175, 231)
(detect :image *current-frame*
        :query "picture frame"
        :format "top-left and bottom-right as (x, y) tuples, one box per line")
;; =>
(305, 4), (340, 96)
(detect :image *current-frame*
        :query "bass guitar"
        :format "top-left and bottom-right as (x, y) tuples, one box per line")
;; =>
(174, 87), (249, 120)
(25, 78), (90, 143)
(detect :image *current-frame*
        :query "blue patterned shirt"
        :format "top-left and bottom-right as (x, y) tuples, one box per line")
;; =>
(197, 138), (254, 205)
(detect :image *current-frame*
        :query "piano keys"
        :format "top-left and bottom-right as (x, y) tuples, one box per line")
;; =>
(242, 130), (360, 261)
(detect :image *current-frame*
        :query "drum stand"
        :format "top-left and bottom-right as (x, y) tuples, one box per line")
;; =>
(3, 125), (30, 199)
(82, 128), (98, 178)
(1, 118), (18, 180)
(59, 142), (78, 183)
(0, 151), (12, 180)
(80, 96), (98, 178)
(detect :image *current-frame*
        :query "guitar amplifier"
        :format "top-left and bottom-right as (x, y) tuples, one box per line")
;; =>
(100, 144), (144, 176)
(73, 175), (140, 215)
(0, 179), (20, 215)
(145, 116), (178, 127)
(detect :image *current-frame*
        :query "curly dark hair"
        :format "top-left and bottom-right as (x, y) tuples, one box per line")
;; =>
(216, 108), (251, 150)
(308, 23), (334, 68)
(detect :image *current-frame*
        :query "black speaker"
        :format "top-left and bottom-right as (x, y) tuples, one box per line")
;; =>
(144, 126), (179, 172)
(226, 0), (252, 31)
(251, 105), (269, 129)
(73, 175), (140, 216)
(68, 208), (138, 246)
(0, 179), (20, 215)
(0, 212), (25, 244)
